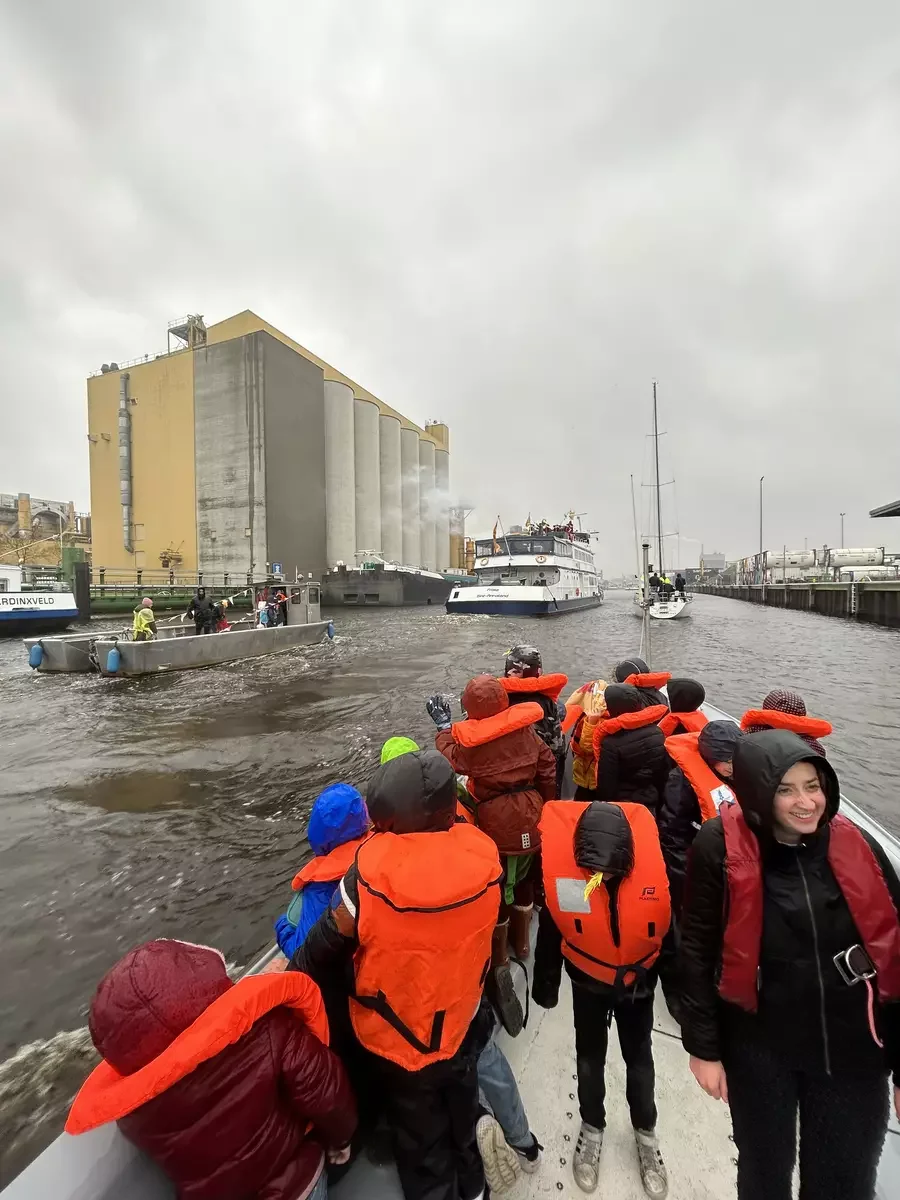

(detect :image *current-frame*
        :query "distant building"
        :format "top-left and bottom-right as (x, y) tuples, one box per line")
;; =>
(88, 311), (459, 581)
(0, 492), (90, 567)
(700, 550), (726, 573)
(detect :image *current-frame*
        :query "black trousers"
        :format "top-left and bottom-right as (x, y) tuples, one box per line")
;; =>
(375, 1042), (485, 1200)
(725, 1038), (890, 1200)
(571, 980), (657, 1132)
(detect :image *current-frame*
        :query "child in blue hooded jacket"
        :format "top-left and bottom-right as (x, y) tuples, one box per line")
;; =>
(275, 782), (370, 959)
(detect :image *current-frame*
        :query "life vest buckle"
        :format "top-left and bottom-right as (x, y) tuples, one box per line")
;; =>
(833, 944), (877, 986)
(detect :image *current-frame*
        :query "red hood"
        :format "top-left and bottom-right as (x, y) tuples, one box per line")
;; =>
(89, 940), (232, 1076)
(462, 675), (509, 719)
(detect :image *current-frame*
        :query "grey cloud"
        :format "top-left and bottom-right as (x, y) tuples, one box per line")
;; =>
(2, 1), (900, 571)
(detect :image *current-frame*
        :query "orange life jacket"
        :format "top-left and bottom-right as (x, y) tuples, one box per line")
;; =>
(591, 704), (670, 754)
(540, 801), (671, 988)
(498, 673), (569, 703)
(66, 972), (328, 1134)
(658, 710), (708, 737)
(664, 732), (736, 822)
(740, 709), (832, 740)
(623, 671), (671, 691)
(350, 825), (502, 1070)
(291, 835), (370, 891)
(450, 702), (543, 747)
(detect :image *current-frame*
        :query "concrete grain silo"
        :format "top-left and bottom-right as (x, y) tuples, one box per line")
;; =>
(379, 414), (403, 563)
(354, 398), (381, 559)
(434, 448), (450, 572)
(400, 428), (421, 567)
(418, 438), (436, 572)
(324, 380), (356, 566)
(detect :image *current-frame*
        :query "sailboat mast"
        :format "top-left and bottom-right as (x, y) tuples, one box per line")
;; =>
(653, 381), (663, 575)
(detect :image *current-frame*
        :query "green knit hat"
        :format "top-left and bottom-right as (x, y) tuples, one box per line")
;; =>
(380, 736), (421, 764)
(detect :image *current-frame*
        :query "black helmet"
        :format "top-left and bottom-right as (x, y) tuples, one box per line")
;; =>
(504, 645), (542, 677)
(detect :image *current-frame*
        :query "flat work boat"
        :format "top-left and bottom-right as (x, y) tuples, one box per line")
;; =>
(5, 696), (895, 1199)
(24, 583), (332, 677)
(447, 521), (603, 616)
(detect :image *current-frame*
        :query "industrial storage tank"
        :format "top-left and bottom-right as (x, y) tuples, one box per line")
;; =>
(379, 414), (403, 564)
(434, 448), (451, 572)
(767, 550), (817, 569)
(827, 547), (885, 568)
(324, 380), (356, 566)
(400, 428), (421, 567)
(418, 438), (436, 572)
(354, 398), (381, 559)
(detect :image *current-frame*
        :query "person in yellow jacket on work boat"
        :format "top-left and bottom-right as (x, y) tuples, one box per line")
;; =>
(292, 748), (502, 1200)
(131, 597), (157, 641)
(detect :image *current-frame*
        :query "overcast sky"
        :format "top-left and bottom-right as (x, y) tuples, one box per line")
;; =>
(2, 2), (899, 572)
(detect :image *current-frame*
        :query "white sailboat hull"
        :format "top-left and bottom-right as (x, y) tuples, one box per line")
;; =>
(633, 593), (692, 620)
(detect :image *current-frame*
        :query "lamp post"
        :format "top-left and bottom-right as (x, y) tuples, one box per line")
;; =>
(840, 512), (846, 548)
(759, 476), (764, 582)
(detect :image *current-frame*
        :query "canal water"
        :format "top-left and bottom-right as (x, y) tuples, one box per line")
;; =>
(1, 591), (899, 1181)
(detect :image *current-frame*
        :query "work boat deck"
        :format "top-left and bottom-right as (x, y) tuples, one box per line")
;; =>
(4, 700), (898, 1199)
(448, 529), (603, 616)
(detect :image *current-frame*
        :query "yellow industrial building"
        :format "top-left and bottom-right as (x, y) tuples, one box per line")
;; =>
(87, 312), (457, 582)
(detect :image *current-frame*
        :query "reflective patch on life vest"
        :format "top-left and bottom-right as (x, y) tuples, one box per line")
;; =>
(711, 784), (735, 810)
(556, 877), (592, 914)
(522, 832), (531, 850)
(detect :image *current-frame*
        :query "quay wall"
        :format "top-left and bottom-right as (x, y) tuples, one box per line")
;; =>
(694, 583), (900, 629)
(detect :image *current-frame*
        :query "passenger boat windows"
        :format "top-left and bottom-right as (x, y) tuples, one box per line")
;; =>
(308, 587), (319, 603)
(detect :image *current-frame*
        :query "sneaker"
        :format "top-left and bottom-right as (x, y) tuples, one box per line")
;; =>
(514, 1133), (543, 1175)
(634, 1129), (668, 1198)
(476, 1114), (520, 1194)
(573, 1121), (603, 1193)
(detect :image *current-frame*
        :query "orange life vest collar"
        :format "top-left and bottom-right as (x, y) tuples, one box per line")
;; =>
(592, 704), (669, 752)
(658, 710), (708, 737)
(498, 673), (568, 702)
(66, 972), (328, 1135)
(664, 732), (735, 822)
(291, 835), (370, 891)
(624, 671), (671, 691)
(540, 801), (671, 989)
(451, 701), (543, 748)
(740, 709), (832, 740)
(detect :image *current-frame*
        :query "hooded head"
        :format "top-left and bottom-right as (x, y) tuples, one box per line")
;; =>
(504, 645), (542, 678)
(667, 678), (705, 713)
(732, 730), (840, 834)
(89, 940), (231, 1076)
(366, 749), (457, 834)
(614, 656), (649, 683)
(698, 721), (743, 778)
(140, 597), (153, 609)
(307, 782), (369, 856)
(603, 683), (643, 719)
(462, 675), (509, 720)
(574, 802), (634, 881)
(380, 736), (420, 764)
(745, 688), (827, 755)
(196, 587), (206, 600)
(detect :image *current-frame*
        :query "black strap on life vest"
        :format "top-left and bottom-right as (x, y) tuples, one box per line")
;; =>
(354, 990), (446, 1056)
(563, 940), (658, 996)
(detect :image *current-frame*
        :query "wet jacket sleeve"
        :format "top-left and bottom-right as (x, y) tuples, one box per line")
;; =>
(434, 728), (469, 774)
(280, 1019), (358, 1150)
(535, 738), (558, 801)
(658, 769), (701, 918)
(861, 830), (900, 1084)
(290, 866), (360, 978)
(532, 904), (564, 1009)
(678, 819), (727, 1062)
(594, 739), (621, 803)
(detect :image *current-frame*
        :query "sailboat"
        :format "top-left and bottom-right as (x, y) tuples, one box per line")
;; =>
(634, 382), (692, 621)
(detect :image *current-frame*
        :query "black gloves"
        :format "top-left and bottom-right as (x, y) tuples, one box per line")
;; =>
(426, 694), (452, 731)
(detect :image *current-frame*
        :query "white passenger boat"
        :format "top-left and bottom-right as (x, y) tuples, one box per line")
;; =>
(24, 583), (332, 677)
(447, 521), (603, 616)
(0, 564), (78, 638)
(3, 697), (898, 1199)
